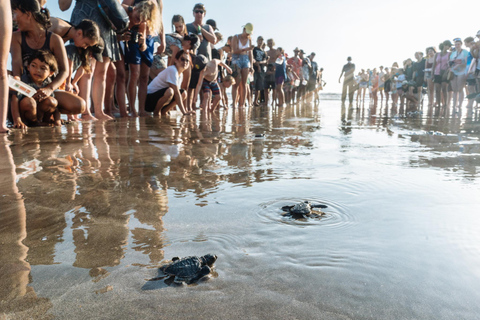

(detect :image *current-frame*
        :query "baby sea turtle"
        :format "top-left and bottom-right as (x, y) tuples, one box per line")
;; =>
(158, 254), (217, 284)
(281, 201), (328, 218)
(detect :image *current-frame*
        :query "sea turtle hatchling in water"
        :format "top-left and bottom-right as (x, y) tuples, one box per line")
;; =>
(281, 201), (328, 218)
(158, 254), (217, 284)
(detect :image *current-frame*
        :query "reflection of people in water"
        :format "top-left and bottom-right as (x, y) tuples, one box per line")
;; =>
(72, 121), (168, 268)
(0, 136), (52, 315)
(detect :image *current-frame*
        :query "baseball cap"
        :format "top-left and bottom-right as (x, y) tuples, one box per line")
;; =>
(206, 19), (218, 30)
(243, 23), (253, 34)
(193, 54), (208, 71)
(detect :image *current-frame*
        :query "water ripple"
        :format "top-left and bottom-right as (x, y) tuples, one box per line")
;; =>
(256, 197), (356, 229)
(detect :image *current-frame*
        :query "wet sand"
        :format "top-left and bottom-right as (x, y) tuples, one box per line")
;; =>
(1, 95), (480, 319)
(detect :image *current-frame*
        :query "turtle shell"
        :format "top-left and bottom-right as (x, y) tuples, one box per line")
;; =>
(162, 256), (203, 278)
(291, 201), (312, 215)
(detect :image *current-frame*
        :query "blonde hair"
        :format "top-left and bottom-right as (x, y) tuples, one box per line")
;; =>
(135, 0), (162, 34)
(223, 75), (236, 85)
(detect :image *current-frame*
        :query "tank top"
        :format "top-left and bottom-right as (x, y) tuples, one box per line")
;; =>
(237, 35), (250, 51)
(21, 31), (52, 71)
(434, 52), (449, 75)
(186, 23), (211, 60)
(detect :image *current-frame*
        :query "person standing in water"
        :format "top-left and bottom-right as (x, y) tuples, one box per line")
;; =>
(339, 56), (355, 105)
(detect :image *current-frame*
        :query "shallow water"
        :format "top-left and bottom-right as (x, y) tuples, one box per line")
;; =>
(1, 95), (480, 319)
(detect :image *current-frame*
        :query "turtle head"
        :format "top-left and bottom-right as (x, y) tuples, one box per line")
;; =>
(201, 254), (217, 267)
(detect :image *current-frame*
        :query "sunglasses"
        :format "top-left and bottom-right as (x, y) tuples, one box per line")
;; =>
(194, 10), (204, 14)
(180, 57), (190, 63)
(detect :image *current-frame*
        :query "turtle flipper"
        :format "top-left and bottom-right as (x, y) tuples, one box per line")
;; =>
(186, 266), (212, 285)
(172, 257), (180, 261)
(311, 204), (328, 209)
(281, 205), (294, 211)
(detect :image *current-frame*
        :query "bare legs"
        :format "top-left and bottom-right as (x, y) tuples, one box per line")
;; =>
(426, 78), (434, 107)
(275, 82), (284, 106)
(0, 1), (12, 133)
(114, 60), (128, 117)
(127, 64), (140, 117)
(451, 74), (466, 110)
(92, 58), (113, 120)
(138, 63), (150, 116)
(238, 68), (249, 107)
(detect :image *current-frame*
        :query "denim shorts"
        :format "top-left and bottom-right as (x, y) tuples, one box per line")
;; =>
(232, 54), (251, 69)
(124, 35), (155, 67)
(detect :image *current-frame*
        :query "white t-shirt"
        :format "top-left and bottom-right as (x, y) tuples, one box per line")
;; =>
(147, 65), (183, 94)
(449, 50), (469, 76)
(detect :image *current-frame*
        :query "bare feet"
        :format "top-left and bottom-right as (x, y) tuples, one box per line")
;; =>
(81, 113), (98, 121)
(95, 113), (114, 120)
(68, 114), (82, 121)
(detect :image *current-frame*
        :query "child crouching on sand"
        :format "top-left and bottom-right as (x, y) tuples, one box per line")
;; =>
(17, 50), (61, 126)
(145, 50), (194, 117)
(194, 58), (234, 111)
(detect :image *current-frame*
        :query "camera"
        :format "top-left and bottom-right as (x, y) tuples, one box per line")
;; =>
(129, 30), (140, 44)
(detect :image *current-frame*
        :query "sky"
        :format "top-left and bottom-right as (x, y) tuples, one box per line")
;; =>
(37, 0), (480, 93)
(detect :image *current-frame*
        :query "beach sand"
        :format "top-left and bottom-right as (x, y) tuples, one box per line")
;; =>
(1, 95), (480, 319)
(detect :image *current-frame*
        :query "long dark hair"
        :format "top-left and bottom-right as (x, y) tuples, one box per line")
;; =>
(11, 0), (52, 29)
(75, 19), (100, 43)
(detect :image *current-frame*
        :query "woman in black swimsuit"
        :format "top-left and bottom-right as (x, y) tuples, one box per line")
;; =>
(10, 0), (86, 128)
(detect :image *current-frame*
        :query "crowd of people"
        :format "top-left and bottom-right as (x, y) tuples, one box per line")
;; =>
(339, 36), (480, 117)
(0, 0), (326, 132)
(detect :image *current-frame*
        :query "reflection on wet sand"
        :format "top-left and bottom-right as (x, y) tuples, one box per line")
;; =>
(0, 136), (52, 318)
(340, 100), (480, 180)
(1, 95), (480, 318)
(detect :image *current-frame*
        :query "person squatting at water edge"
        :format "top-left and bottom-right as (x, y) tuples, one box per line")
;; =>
(2, 0), (327, 131)
(348, 33), (480, 118)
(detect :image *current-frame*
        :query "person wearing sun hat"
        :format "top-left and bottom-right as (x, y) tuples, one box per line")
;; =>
(231, 23), (255, 107)
(186, 3), (217, 61)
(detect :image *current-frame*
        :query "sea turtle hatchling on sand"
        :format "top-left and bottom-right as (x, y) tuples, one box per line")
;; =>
(281, 201), (328, 218)
(158, 254), (217, 284)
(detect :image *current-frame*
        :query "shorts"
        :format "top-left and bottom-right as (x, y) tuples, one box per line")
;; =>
(415, 78), (424, 87)
(467, 78), (477, 86)
(434, 74), (449, 84)
(265, 81), (276, 90)
(275, 76), (285, 86)
(145, 87), (185, 112)
(307, 80), (316, 92)
(124, 35), (155, 67)
(202, 79), (220, 96)
(284, 82), (292, 92)
(232, 54), (251, 69)
(189, 70), (201, 89)
(359, 82), (368, 88)
(254, 72), (265, 91)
